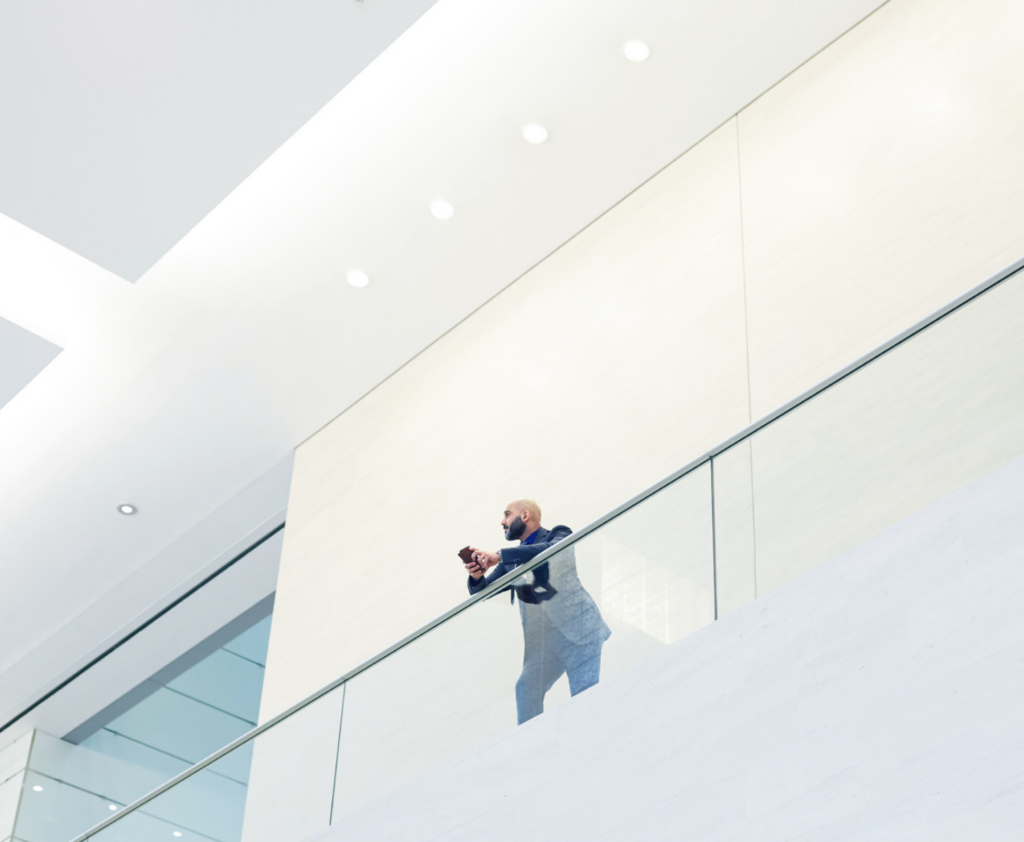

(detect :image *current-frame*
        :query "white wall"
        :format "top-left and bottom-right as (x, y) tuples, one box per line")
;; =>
(0, 733), (30, 840)
(263, 0), (1024, 721)
(316, 449), (1024, 842)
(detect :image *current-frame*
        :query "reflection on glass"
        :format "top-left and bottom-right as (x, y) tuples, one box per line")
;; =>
(15, 769), (118, 842)
(576, 463), (715, 682)
(81, 744), (247, 842)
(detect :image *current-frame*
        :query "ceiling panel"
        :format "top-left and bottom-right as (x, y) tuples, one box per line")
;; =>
(0, 316), (61, 411)
(0, 0), (439, 281)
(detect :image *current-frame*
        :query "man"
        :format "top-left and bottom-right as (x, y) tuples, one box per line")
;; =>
(464, 499), (611, 724)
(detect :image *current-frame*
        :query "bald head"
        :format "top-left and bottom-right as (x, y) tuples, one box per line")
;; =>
(502, 499), (543, 541)
(510, 499), (541, 522)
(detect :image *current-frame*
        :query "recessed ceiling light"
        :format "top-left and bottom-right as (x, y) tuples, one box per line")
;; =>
(430, 200), (455, 220)
(346, 270), (370, 289)
(109, 804), (118, 811)
(117, 503), (137, 516)
(522, 124), (548, 144)
(33, 785), (44, 792)
(623, 40), (650, 62)
(173, 833), (183, 838)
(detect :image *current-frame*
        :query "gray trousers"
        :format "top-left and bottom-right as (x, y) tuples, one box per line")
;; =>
(515, 608), (604, 724)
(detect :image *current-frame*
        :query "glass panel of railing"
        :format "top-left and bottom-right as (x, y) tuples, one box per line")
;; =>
(713, 266), (1024, 604)
(86, 682), (344, 842)
(583, 461), (716, 678)
(331, 462), (714, 826)
(710, 439), (756, 617)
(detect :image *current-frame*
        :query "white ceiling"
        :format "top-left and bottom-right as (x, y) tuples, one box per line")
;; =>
(0, 0), (887, 737)
(0, 316), (61, 410)
(0, 0), (440, 281)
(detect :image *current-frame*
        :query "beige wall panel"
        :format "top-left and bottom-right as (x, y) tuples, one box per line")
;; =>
(739, 0), (1024, 418)
(262, 121), (750, 718)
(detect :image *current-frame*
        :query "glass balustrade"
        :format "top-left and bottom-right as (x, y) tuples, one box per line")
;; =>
(76, 259), (1024, 842)
(713, 269), (1024, 607)
(87, 684), (344, 842)
(12, 611), (274, 842)
(332, 463), (715, 825)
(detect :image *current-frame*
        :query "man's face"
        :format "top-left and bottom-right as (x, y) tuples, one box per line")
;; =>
(502, 504), (526, 541)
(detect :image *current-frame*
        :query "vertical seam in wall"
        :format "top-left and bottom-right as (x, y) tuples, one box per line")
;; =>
(734, 116), (759, 600)
(328, 683), (346, 826)
(735, 115), (754, 426)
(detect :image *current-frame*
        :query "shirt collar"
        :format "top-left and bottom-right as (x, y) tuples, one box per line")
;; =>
(522, 528), (541, 545)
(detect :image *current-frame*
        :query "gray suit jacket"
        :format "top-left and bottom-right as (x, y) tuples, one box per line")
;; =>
(468, 525), (611, 646)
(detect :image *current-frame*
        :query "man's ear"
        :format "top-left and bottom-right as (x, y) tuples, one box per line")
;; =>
(519, 509), (530, 524)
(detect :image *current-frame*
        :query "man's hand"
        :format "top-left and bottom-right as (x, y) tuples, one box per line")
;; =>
(471, 549), (501, 571)
(463, 556), (486, 580)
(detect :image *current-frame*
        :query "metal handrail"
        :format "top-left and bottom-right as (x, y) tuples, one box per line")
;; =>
(71, 254), (1024, 842)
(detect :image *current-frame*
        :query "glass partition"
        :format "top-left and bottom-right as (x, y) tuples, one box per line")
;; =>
(78, 262), (1024, 842)
(87, 683), (344, 842)
(17, 611), (274, 842)
(573, 461), (715, 682)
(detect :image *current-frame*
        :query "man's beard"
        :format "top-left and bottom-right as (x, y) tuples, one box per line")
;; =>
(504, 516), (526, 541)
